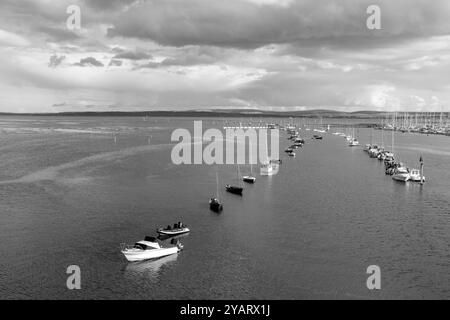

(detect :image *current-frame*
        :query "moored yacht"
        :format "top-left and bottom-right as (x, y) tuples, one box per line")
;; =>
(210, 171), (223, 212)
(209, 198), (223, 212)
(392, 167), (410, 182)
(285, 147), (294, 153)
(242, 176), (256, 183)
(408, 169), (425, 182)
(226, 165), (244, 195)
(260, 163), (277, 176)
(243, 159), (256, 184)
(121, 236), (182, 262)
(225, 185), (243, 195)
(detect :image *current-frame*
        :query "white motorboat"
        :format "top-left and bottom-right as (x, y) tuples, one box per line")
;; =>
(349, 139), (360, 146)
(392, 167), (410, 182)
(392, 172), (409, 182)
(408, 169), (425, 182)
(121, 236), (182, 262)
(124, 252), (178, 280)
(369, 147), (380, 158)
(260, 163), (278, 176)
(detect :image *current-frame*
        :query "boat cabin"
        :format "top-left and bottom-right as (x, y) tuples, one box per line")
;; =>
(132, 237), (162, 250)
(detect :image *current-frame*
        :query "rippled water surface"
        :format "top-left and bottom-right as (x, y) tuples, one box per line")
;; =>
(0, 116), (449, 299)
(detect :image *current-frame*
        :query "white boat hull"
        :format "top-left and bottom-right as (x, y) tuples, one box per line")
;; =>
(122, 247), (179, 262)
(260, 165), (278, 176)
(409, 175), (425, 182)
(392, 173), (410, 182)
(242, 176), (256, 183)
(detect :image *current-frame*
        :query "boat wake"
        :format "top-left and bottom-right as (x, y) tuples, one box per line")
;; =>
(0, 143), (172, 185)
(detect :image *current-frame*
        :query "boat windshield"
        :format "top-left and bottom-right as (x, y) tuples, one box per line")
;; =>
(133, 243), (147, 250)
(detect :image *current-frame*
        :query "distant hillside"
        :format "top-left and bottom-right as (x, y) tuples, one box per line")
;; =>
(0, 109), (401, 119)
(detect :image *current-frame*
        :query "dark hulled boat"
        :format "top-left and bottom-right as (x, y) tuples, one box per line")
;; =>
(210, 171), (223, 212)
(242, 176), (256, 184)
(209, 198), (223, 212)
(242, 160), (256, 184)
(226, 165), (244, 195)
(225, 185), (243, 195)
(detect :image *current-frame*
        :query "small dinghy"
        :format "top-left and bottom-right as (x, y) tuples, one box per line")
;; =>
(121, 236), (182, 262)
(157, 222), (190, 236)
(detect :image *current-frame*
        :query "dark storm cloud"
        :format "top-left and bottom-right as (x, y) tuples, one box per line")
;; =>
(74, 57), (104, 67)
(107, 0), (450, 50)
(113, 50), (153, 60)
(83, 0), (138, 11)
(137, 46), (228, 68)
(108, 59), (123, 66)
(48, 54), (66, 68)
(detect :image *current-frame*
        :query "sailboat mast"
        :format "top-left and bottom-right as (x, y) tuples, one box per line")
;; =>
(370, 127), (373, 145)
(216, 171), (219, 199)
(391, 129), (395, 157)
(249, 148), (253, 174)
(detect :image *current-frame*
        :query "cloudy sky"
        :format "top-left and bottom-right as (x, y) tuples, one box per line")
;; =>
(1, 0), (450, 113)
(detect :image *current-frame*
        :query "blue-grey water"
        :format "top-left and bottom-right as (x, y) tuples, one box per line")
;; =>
(0, 116), (449, 299)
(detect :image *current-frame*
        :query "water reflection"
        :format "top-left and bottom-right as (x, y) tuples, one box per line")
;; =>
(124, 253), (178, 282)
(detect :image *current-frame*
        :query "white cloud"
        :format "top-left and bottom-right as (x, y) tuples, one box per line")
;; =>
(0, 29), (29, 47)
